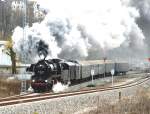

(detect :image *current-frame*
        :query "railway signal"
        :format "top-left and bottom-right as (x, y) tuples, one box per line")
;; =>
(91, 69), (95, 84)
(103, 57), (107, 78)
(111, 69), (115, 86)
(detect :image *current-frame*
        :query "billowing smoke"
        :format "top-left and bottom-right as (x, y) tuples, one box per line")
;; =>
(131, 0), (150, 21)
(130, 0), (150, 55)
(12, 0), (147, 62)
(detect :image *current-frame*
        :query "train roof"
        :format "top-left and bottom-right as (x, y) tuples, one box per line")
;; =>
(64, 62), (79, 66)
(79, 60), (112, 65)
(79, 60), (128, 65)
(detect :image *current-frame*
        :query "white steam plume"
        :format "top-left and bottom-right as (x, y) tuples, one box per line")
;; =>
(12, 0), (145, 62)
(52, 82), (68, 93)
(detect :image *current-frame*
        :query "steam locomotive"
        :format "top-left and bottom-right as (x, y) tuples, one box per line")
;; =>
(26, 58), (129, 92)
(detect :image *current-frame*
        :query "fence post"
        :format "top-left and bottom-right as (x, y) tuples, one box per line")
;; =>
(119, 91), (121, 101)
(33, 110), (39, 114)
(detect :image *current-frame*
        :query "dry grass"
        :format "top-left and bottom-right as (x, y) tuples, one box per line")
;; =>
(86, 89), (150, 114)
(0, 77), (31, 98)
(0, 77), (21, 97)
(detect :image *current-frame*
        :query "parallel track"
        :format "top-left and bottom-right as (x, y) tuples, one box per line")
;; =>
(0, 74), (150, 106)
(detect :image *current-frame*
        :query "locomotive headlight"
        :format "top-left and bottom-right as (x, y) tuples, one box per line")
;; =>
(45, 80), (48, 82)
(32, 80), (35, 82)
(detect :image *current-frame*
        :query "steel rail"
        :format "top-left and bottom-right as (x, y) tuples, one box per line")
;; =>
(0, 72), (146, 101)
(0, 73), (146, 102)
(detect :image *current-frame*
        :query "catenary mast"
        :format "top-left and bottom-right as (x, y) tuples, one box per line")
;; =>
(21, 0), (27, 94)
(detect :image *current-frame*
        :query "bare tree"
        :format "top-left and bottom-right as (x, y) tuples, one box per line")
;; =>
(3, 37), (16, 74)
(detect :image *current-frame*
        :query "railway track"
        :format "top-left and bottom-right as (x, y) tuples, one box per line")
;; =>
(0, 74), (150, 107)
(0, 72), (144, 101)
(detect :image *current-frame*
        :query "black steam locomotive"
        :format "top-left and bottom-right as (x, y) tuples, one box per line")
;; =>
(26, 58), (129, 92)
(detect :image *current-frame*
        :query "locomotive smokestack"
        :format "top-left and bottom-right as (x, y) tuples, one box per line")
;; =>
(36, 40), (49, 60)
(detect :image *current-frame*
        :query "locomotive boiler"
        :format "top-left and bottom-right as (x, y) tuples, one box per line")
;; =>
(26, 58), (129, 92)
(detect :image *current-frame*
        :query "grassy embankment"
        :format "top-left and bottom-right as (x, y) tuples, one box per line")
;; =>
(85, 88), (150, 114)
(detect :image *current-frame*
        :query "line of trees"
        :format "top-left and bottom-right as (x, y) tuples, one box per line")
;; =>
(0, 0), (43, 40)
